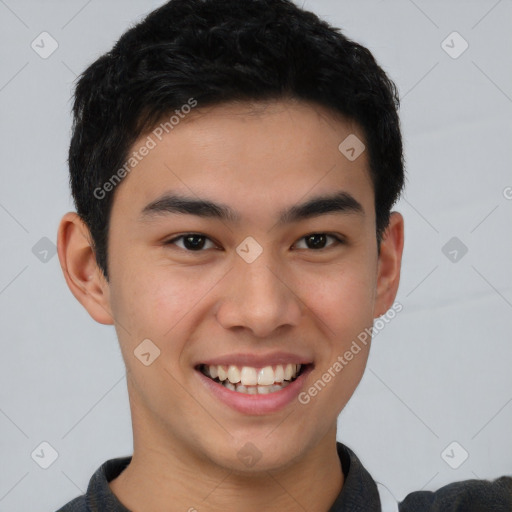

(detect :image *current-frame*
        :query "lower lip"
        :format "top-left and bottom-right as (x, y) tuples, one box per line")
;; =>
(196, 366), (313, 415)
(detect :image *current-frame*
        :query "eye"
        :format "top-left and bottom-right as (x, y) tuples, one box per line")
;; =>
(294, 233), (344, 250)
(164, 232), (344, 252)
(165, 233), (218, 251)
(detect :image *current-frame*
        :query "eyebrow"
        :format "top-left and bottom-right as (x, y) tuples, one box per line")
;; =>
(139, 190), (364, 225)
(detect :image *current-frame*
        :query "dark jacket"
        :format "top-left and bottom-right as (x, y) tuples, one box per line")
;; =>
(56, 442), (512, 511)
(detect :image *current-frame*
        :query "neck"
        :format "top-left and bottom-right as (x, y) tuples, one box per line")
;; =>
(111, 441), (343, 512)
(109, 383), (344, 511)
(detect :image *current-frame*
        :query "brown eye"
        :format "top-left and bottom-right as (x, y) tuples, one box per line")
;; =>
(294, 233), (343, 250)
(165, 234), (217, 251)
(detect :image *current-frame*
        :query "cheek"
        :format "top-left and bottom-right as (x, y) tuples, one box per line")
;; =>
(108, 263), (181, 346)
(119, 279), (185, 343)
(299, 268), (374, 418)
(111, 263), (224, 345)
(298, 259), (377, 340)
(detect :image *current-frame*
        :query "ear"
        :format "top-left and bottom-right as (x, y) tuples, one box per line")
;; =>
(373, 211), (404, 318)
(57, 212), (114, 325)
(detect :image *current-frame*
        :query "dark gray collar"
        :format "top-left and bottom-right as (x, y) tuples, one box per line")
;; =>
(328, 442), (382, 511)
(85, 442), (381, 511)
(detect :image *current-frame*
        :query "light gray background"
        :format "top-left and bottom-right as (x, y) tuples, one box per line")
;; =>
(1, 0), (511, 510)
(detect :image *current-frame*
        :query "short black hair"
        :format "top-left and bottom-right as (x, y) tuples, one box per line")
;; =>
(69, 0), (405, 280)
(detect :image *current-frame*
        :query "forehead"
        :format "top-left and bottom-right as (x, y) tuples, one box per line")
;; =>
(111, 99), (375, 226)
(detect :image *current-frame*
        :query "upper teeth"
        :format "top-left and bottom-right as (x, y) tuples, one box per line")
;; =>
(203, 364), (301, 386)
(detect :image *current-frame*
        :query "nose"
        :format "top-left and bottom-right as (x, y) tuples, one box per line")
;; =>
(214, 249), (303, 338)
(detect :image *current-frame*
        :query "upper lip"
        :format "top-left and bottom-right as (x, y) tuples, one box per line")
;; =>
(197, 351), (313, 368)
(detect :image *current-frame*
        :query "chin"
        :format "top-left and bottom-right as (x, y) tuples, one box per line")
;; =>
(198, 431), (309, 474)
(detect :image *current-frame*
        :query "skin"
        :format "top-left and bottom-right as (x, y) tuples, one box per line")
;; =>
(57, 99), (404, 512)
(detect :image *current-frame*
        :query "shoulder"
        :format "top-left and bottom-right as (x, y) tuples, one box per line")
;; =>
(55, 456), (132, 512)
(399, 475), (512, 511)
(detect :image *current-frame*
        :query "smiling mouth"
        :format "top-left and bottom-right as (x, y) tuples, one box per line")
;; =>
(198, 363), (308, 394)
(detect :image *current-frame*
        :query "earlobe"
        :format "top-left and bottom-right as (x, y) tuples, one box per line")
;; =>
(374, 211), (404, 318)
(57, 212), (114, 325)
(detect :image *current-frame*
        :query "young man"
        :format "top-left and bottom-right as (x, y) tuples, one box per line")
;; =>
(56, 0), (512, 510)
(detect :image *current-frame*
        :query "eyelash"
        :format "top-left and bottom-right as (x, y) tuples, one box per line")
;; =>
(164, 232), (345, 252)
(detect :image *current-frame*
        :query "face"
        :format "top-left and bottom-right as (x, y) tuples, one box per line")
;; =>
(63, 99), (403, 472)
